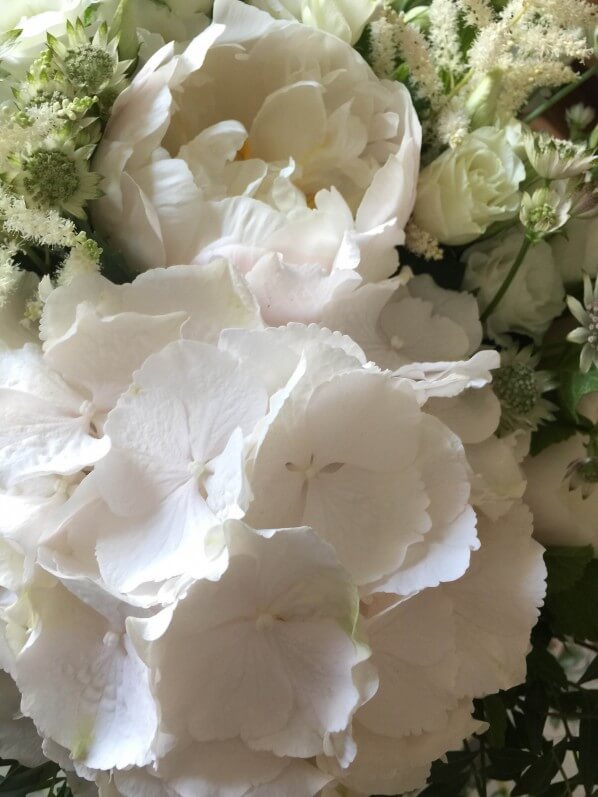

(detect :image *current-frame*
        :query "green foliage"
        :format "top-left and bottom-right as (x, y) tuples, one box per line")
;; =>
(0, 761), (71, 796)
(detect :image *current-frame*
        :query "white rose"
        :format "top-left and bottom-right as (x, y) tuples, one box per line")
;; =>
(93, 0), (421, 324)
(249, 0), (379, 44)
(463, 231), (564, 342)
(524, 434), (598, 552)
(550, 217), (598, 285)
(413, 127), (525, 246)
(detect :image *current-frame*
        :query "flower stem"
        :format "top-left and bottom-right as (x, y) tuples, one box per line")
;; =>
(524, 65), (598, 124)
(480, 237), (532, 322)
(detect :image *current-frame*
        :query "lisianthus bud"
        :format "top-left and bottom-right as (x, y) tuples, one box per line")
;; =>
(465, 69), (502, 129)
(566, 103), (595, 134)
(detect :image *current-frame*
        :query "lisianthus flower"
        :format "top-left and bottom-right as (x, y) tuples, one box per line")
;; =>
(525, 434), (598, 552)
(463, 230), (564, 343)
(92, 0), (421, 324)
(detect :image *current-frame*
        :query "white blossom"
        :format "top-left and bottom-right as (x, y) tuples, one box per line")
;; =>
(92, 0), (421, 324)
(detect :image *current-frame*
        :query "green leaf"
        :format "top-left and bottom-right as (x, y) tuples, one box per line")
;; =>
(0, 29), (22, 60)
(579, 653), (598, 685)
(527, 647), (568, 688)
(544, 546), (594, 594)
(82, 2), (103, 25)
(484, 693), (508, 748)
(0, 763), (59, 796)
(485, 748), (535, 780)
(547, 560), (598, 641)
(511, 739), (567, 796)
(560, 366), (598, 423)
(109, 0), (139, 61)
(579, 694), (598, 793)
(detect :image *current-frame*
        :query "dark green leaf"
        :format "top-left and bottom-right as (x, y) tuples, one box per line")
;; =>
(483, 693), (508, 747)
(527, 647), (568, 688)
(429, 751), (477, 783)
(547, 560), (598, 640)
(511, 740), (567, 796)
(419, 767), (471, 796)
(0, 763), (59, 796)
(523, 681), (550, 755)
(485, 748), (536, 780)
(579, 695), (598, 793)
(580, 653), (598, 685)
(545, 546), (594, 594)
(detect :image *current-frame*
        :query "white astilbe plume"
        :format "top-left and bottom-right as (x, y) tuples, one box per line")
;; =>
(393, 12), (444, 110)
(0, 246), (20, 308)
(429, 0), (465, 75)
(497, 62), (576, 119)
(370, 12), (399, 79)
(0, 189), (78, 249)
(391, 0), (596, 140)
(455, 0), (494, 28)
(437, 99), (470, 147)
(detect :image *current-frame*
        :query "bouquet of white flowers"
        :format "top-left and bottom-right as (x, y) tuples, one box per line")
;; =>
(0, 0), (596, 795)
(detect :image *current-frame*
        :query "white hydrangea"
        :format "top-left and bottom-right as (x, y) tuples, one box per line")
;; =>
(0, 261), (546, 796)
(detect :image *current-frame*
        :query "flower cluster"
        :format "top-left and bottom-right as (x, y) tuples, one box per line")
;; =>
(0, 253), (545, 796)
(0, 0), (597, 794)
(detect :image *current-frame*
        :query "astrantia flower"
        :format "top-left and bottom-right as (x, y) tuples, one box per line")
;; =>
(524, 131), (596, 180)
(519, 186), (571, 242)
(92, 0), (421, 324)
(567, 273), (598, 372)
(492, 347), (556, 435)
(47, 18), (129, 105)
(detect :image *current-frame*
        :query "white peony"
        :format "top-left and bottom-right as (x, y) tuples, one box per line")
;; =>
(249, 0), (379, 44)
(413, 127), (525, 246)
(524, 434), (598, 552)
(463, 230), (565, 342)
(92, 0), (421, 324)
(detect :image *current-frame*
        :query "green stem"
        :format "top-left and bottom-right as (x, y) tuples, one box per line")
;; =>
(480, 237), (532, 322)
(464, 739), (486, 797)
(524, 64), (598, 124)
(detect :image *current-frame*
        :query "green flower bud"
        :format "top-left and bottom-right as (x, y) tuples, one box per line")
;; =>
(465, 69), (502, 129)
